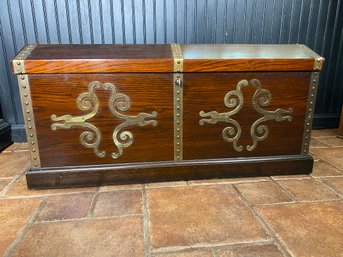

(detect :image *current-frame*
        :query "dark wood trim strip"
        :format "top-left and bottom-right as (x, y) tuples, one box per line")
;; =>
(26, 154), (313, 189)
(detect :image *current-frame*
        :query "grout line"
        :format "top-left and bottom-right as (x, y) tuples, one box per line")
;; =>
(87, 187), (100, 218)
(254, 198), (342, 206)
(142, 185), (151, 257)
(0, 173), (26, 198)
(4, 195), (48, 257)
(316, 178), (343, 199)
(150, 239), (274, 254)
(34, 213), (144, 224)
(232, 185), (294, 257)
(271, 179), (298, 202)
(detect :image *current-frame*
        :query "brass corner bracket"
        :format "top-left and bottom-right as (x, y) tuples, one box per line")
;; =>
(296, 44), (325, 71)
(13, 44), (37, 74)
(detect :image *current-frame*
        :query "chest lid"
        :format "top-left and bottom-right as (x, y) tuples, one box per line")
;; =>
(13, 44), (324, 74)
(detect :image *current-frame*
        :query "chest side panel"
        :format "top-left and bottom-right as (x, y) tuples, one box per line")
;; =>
(183, 72), (311, 159)
(29, 73), (173, 167)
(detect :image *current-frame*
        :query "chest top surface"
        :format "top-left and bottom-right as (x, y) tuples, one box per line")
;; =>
(13, 44), (324, 74)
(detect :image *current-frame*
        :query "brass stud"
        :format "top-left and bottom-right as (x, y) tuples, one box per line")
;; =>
(34, 163), (38, 167)
(177, 156), (180, 159)
(177, 91), (180, 94)
(31, 142), (35, 145)
(30, 134), (33, 137)
(27, 118), (31, 121)
(26, 110), (30, 113)
(177, 128), (180, 131)
(177, 114), (180, 117)
(33, 156), (37, 160)
(177, 149), (180, 152)
(17, 61), (21, 65)
(24, 94), (28, 97)
(32, 149), (36, 152)
(28, 126), (32, 129)
(306, 129), (310, 133)
(25, 102), (29, 105)
(177, 135), (180, 139)
(21, 76), (25, 80)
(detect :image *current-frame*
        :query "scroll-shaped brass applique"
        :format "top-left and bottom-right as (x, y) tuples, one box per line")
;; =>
(51, 81), (157, 159)
(199, 79), (246, 152)
(199, 79), (293, 152)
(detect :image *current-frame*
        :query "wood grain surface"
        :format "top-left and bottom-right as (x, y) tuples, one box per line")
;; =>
(183, 72), (311, 159)
(29, 73), (174, 167)
(16, 44), (321, 74)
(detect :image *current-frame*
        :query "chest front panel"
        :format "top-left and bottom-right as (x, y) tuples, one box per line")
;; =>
(29, 73), (174, 167)
(183, 72), (311, 159)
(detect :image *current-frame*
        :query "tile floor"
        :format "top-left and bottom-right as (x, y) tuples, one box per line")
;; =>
(0, 129), (342, 257)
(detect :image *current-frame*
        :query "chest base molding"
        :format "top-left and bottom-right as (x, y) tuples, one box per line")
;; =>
(26, 154), (313, 189)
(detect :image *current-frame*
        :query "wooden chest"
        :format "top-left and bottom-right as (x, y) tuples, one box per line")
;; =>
(13, 44), (324, 189)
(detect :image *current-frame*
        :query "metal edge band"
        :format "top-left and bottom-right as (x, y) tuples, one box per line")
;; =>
(301, 72), (320, 155)
(296, 44), (325, 71)
(171, 44), (183, 161)
(13, 44), (37, 74)
(17, 75), (41, 167)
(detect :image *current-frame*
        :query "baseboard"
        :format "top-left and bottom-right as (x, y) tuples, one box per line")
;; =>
(11, 124), (27, 142)
(26, 155), (313, 189)
(313, 114), (340, 129)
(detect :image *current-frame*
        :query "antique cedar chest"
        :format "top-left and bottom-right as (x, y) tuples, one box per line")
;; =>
(12, 44), (324, 188)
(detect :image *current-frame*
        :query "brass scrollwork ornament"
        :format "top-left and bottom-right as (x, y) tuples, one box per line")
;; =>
(199, 79), (293, 152)
(51, 81), (157, 159)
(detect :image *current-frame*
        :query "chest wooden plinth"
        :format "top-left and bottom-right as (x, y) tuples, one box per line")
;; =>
(13, 44), (324, 189)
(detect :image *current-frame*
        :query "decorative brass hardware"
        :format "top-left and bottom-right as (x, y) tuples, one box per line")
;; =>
(171, 43), (184, 160)
(17, 75), (41, 167)
(301, 72), (319, 154)
(13, 44), (37, 74)
(199, 79), (293, 152)
(51, 81), (157, 159)
(296, 44), (325, 71)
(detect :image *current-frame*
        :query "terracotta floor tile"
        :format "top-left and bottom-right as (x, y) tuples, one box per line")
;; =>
(188, 177), (271, 185)
(310, 148), (343, 170)
(309, 138), (330, 148)
(154, 251), (214, 257)
(0, 152), (30, 178)
(36, 193), (94, 221)
(146, 180), (188, 188)
(256, 202), (343, 257)
(311, 129), (338, 138)
(311, 160), (343, 177)
(271, 174), (311, 180)
(218, 244), (285, 257)
(93, 190), (142, 217)
(4, 176), (96, 197)
(99, 183), (142, 192)
(0, 198), (42, 256)
(321, 177), (343, 196)
(14, 143), (29, 152)
(276, 178), (339, 201)
(315, 136), (343, 147)
(236, 181), (293, 205)
(147, 185), (269, 249)
(0, 178), (13, 193)
(12, 217), (144, 257)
